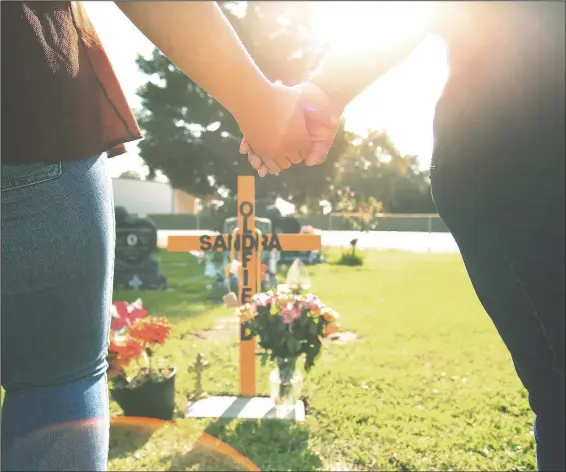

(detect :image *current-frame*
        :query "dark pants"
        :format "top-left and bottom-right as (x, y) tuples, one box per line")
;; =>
(430, 127), (565, 470)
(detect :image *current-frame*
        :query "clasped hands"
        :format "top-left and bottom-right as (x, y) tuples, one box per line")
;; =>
(237, 81), (342, 177)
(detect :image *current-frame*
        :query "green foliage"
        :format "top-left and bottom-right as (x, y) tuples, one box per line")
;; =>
(336, 238), (365, 266)
(336, 191), (383, 232)
(337, 251), (364, 266)
(333, 130), (436, 214)
(198, 198), (238, 233)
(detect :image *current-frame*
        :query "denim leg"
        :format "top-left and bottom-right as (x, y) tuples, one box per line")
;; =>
(431, 159), (565, 471)
(1, 154), (114, 471)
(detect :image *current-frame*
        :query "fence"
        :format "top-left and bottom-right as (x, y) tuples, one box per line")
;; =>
(136, 213), (449, 233)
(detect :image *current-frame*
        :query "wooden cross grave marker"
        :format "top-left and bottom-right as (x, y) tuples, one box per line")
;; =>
(168, 176), (321, 398)
(187, 352), (210, 400)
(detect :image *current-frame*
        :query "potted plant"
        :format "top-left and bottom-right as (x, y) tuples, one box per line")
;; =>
(107, 299), (175, 420)
(236, 286), (340, 417)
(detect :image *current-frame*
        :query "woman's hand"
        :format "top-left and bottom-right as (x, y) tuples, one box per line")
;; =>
(235, 82), (313, 176)
(241, 81), (342, 176)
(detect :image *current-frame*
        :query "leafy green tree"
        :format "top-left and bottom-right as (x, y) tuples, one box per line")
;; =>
(333, 130), (435, 214)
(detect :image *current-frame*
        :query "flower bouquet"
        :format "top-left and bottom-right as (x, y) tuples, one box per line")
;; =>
(236, 286), (340, 414)
(107, 299), (176, 420)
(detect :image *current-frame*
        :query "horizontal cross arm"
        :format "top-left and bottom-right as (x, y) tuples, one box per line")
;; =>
(167, 234), (321, 252)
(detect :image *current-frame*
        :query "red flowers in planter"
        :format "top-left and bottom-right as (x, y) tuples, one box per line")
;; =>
(107, 299), (172, 381)
(108, 335), (145, 377)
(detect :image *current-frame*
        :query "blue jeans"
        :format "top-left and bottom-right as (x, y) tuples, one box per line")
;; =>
(430, 128), (565, 470)
(1, 155), (114, 471)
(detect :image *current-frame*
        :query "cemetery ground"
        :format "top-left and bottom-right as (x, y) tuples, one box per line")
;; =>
(0, 249), (535, 470)
(108, 248), (536, 471)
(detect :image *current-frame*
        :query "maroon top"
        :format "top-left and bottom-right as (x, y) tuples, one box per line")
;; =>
(1, 1), (142, 165)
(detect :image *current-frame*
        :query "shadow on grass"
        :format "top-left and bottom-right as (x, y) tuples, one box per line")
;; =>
(199, 419), (323, 471)
(108, 424), (155, 460)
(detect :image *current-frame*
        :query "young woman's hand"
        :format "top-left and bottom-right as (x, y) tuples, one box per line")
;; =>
(241, 81), (342, 176)
(235, 82), (313, 176)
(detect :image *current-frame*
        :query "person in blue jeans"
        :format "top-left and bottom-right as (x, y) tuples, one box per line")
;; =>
(244, 2), (565, 470)
(1, 2), (314, 471)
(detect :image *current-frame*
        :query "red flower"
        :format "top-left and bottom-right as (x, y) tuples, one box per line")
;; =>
(108, 334), (145, 370)
(107, 299), (172, 378)
(128, 316), (172, 346)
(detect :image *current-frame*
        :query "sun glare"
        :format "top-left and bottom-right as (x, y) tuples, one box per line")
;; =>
(307, 1), (447, 170)
(309, 1), (434, 52)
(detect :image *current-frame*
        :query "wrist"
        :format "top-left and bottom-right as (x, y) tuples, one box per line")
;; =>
(308, 75), (351, 111)
(228, 76), (274, 124)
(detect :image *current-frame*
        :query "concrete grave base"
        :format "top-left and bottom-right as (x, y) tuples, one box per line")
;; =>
(185, 396), (305, 421)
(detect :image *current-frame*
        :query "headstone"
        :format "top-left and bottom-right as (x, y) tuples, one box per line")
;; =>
(113, 207), (166, 290)
(220, 216), (277, 295)
(273, 216), (322, 265)
(204, 258), (218, 278)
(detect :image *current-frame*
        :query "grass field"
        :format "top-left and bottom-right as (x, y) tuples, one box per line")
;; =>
(108, 248), (536, 471)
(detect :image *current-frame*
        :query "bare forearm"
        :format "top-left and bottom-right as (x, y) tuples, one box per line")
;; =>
(310, 39), (421, 109)
(116, 1), (271, 119)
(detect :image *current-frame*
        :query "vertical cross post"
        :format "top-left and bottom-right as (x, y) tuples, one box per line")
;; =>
(237, 176), (256, 397)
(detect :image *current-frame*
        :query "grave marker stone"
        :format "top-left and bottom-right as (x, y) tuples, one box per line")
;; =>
(114, 208), (166, 290)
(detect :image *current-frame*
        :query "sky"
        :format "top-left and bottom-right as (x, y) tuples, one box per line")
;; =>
(83, 1), (449, 179)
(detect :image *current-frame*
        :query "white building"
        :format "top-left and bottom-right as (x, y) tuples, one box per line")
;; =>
(111, 178), (201, 214)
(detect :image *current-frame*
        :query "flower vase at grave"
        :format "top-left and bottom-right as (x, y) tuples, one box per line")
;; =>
(269, 357), (303, 417)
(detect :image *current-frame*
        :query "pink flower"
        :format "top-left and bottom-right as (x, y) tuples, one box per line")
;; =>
(281, 302), (302, 324)
(252, 292), (271, 307)
(127, 299), (147, 322)
(111, 300), (148, 331)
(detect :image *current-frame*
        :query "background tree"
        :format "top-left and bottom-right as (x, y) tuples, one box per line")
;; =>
(135, 1), (346, 202)
(333, 130), (436, 214)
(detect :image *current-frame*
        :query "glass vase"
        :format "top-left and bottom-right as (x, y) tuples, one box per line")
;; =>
(269, 357), (303, 418)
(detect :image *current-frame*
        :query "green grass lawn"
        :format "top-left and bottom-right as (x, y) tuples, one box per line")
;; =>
(109, 248), (535, 471)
